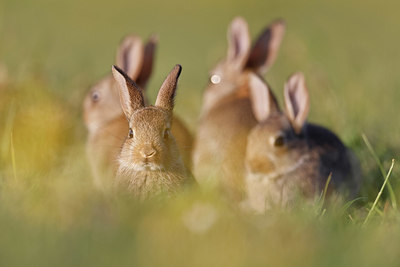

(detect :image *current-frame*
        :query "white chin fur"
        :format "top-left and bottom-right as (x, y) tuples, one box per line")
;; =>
(86, 121), (100, 133)
(118, 160), (164, 172)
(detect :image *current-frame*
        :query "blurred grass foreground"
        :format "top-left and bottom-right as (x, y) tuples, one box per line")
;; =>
(0, 0), (400, 266)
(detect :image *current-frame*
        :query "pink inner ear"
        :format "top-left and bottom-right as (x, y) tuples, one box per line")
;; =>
(284, 73), (309, 133)
(122, 49), (131, 73)
(136, 35), (157, 89)
(249, 73), (279, 122)
(116, 35), (144, 81)
(289, 87), (301, 116)
(232, 34), (242, 58)
(227, 17), (251, 69)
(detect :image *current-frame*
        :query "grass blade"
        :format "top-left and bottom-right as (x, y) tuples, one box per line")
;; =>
(315, 173), (332, 216)
(10, 131), (17, 181)
(362, 133), (397, 209)
(363, 159), (395, 226)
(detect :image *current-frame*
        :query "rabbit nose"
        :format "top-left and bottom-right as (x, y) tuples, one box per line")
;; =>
(141, 147), (157, 159)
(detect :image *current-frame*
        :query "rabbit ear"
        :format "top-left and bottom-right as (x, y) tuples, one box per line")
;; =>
(112, 65), (145, 119)
(227, 17), (251, 70)
(135, 34), (158, 89)
(155, 65), (182, 111)
(115, 35), (144, 81)
(246, 19), (285, 75)
(284, 72), (309, 133)
(249, 73), (280, 122)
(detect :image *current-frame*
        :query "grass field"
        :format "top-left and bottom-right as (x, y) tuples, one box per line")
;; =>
(0, 0), (399, 266)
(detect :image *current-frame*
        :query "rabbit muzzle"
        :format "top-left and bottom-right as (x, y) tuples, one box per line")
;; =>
(140, 146), (157, 159)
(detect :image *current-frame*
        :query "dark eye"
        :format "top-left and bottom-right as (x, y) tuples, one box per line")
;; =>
(128, 128), (134, 139)
(273, 135), (285, 147)
(163, 129), (170, 139)
(91, 91), (100, 102)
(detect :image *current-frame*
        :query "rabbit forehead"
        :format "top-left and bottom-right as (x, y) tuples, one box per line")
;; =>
(210, 60), (249, 80)
(84, 75), (122, 130)
(202, 67), (250, 116)
(255, 114), (292, 135)
(87, 75), (118, 106)
(129, 106), (171, 130)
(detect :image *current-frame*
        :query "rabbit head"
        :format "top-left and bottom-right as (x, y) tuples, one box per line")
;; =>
(201, 17), (285, 116)
(83, 35), (157, 132)
(246, 72), (310, 177)
(112, 64), (187, 197)
(245, 72), (317, 211)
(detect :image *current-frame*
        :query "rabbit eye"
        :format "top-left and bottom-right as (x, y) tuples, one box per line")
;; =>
(91, 91), (100, 102)
(163, 129), (170, 139)
(273, 135), (285, 147)
(128, 128), (134, 139)
(210, 74), (221, 85)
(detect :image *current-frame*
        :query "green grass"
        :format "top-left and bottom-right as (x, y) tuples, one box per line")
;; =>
(0, 0), (399, 266)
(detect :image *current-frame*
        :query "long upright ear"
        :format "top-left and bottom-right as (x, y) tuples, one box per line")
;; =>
(246, 19), (286, 75)
(135, 34), (158, 89)
(112, 65), (145, 119)
(155, 65), (182, 111)
(249, 73), (280, 122)
(115, 35), (144, 80)
(284, 72), (309, 133)
(227, 17), (251, 70)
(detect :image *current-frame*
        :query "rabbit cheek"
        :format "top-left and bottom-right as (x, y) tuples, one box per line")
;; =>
(246, 156), (274, 174)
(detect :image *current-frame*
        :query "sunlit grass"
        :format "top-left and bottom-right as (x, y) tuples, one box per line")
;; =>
(363, 134), (397, 209)
(0, 76), (398, 266)
(363, 159), (395, 226)
(0, 0), (399, 265)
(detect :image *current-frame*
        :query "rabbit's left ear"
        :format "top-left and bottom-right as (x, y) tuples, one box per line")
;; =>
(249, 73), (280, 122)
(226, 17), (251, 71)
(284, 72), (309, 134)
(136, 34), (158, 89)
(155, 64), (182, 111)
(115, 35), (144, 81)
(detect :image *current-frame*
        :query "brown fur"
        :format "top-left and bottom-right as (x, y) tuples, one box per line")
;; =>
(83, 35), (193, 189)
(245, 73), (361, 213)
(193, 17), (285, 200)
(113, 65), (191, 199)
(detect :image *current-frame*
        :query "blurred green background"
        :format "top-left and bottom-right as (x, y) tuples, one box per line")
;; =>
(0, 0), (400, 266)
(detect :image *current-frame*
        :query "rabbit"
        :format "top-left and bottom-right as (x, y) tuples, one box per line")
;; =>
(83, 35), (155, 189)
(245, 72), (361, 213)
(112, 64), (192, 199)
(192, 17), (285, 201)
(83, 34), (193, 189)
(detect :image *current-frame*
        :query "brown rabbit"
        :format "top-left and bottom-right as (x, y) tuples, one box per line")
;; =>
(112, 64), (191, 199)
(83, 35), (192, 189)
(192, 17), (285, 200)
(245, 72), (361, 213)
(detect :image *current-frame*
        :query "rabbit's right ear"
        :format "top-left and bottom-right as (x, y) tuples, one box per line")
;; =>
(112, 65), (145, 119)
(155, 65), (182, 111)
(115, 35), (144, 80)
(284, 72), (309, 134)
(227, 17), (251, 71)
(249, 73), (280, 122)
(136, 35), (158, 89)
(246, 19), (285, 75)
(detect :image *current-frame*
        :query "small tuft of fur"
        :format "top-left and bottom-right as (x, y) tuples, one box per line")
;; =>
(116, 159), (187, 200)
